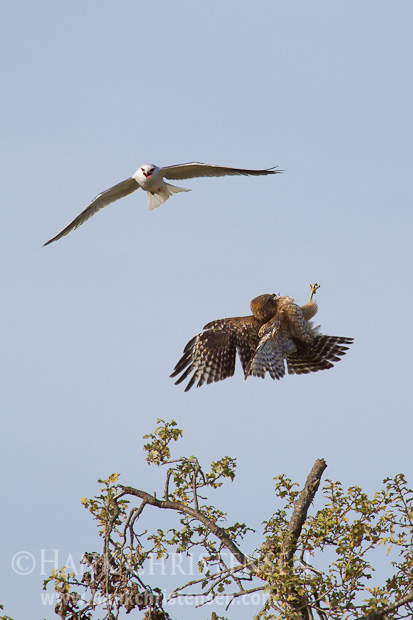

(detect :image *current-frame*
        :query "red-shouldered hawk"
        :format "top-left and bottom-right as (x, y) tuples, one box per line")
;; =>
(171, 284), (353, 391)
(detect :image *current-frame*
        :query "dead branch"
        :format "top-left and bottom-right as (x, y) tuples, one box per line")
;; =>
(283, 458), (327, 567)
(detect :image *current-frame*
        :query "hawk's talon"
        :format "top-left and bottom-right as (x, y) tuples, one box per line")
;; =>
(309, 283), (320, 301)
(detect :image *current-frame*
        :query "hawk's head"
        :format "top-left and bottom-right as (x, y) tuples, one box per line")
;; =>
(250, 294), (279, 323)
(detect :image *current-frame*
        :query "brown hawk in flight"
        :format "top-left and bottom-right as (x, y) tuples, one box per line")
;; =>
(171, 284), (353, 391)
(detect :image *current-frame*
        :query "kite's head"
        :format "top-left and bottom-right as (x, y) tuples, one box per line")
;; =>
(134, 164), (162, 190)
(138, 164), (158, 180)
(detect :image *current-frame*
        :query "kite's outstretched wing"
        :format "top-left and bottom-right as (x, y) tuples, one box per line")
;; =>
(161, 162), (280, 181)
(44, 177), (139, 246)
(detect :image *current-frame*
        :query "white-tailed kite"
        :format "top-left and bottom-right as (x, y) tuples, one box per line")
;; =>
(44, 162), (281, 245)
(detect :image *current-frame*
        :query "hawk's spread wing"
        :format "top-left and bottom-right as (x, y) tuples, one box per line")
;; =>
(171, 316), (261, 391)
(287, 336), (354, 375)
(161, 162), (280, 181)
(44, 177), (139, 246)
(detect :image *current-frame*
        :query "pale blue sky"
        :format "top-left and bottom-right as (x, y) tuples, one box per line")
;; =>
(1, 2), (412, 618)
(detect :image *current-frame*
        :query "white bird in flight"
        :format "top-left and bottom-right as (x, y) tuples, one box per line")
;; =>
(44, 162), (281, 245)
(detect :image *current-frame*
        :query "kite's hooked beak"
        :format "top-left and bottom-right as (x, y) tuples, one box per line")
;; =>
(144, 170), (154, 179)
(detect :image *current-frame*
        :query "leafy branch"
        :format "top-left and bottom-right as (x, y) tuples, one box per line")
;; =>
(44, 419), (413, 620)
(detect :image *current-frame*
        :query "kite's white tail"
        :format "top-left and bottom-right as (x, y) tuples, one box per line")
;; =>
(147, 183), (191, 210)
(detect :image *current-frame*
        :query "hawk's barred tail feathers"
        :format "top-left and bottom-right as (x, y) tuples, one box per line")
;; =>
(244, 331), (287, 380)
(244, 322), (297, 381)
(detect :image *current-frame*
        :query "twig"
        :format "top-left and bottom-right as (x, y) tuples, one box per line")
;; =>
(192, 462), (200, 511)
(225, 586), (266, 610)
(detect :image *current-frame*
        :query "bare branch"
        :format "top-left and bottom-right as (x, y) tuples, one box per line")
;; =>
(283, 458), (327, 566)
(120, 485), (248, 566)
(127, 502), (147, 549)
(192, 462), (200, 511)
(164, 469), (173, 500)
(224, 586), (266, 610)
(274, 458), (328, 620)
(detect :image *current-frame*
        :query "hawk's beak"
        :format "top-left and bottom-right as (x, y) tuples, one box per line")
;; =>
(144, 171), (153, 179)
